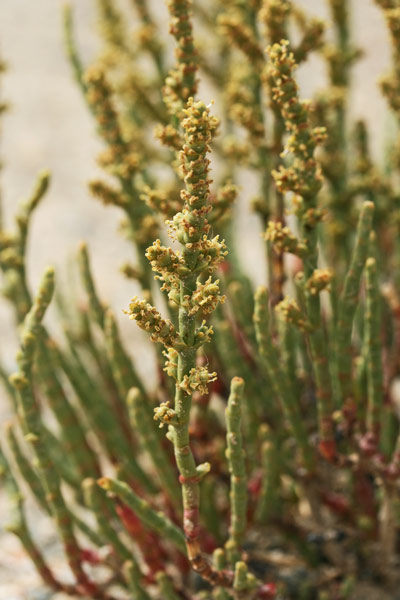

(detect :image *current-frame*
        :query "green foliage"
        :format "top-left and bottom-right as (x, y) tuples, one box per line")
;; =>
(2, 1), (400, 598)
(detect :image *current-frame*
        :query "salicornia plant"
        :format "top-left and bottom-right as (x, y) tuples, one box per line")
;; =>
(2, 1), (400, 599)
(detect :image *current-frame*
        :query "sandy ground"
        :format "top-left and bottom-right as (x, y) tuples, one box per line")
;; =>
(0, 0), (393, 597)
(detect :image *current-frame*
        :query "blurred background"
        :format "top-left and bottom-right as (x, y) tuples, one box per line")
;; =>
(0, 1), (393, 596)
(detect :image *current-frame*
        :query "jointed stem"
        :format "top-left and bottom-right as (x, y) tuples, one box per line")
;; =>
(337, 201), (374, 403)
(10, 268), (114, 598)
(365, 257), (383, 437)
(254, 287), (314, 470)
(226, 377), (247, 551)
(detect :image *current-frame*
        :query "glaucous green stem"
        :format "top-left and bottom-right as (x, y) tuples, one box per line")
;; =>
(155, 571), (181, 600)
(225, 377), (247, 551)
(10, 268), (112, 598)
(122, 560), (151, 600)
(254, 286), (314, 470)
(83, 478), (133, 563)
(337, 201), (374, 403)
(365, 257), (383, 437)
(127, 387), (181, 509)
(98, 477), (187, 554)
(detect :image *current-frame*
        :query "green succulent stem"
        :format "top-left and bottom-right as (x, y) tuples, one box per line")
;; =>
(267, 40), (335, 452)
(98, 477), (186, 554)
(4, 5), (400, 599)
(254, 286), (314, 470)
(225, 377), (247, 551)
(9, 268), (111, 598)
(104, 309), (145, 397)
(6, 423), (103, 547)
(155, 572), (181, 600)
(7, 509), (74, 595)
(1, 448), (74, 595)
(365, 257), (383, 437)
(83, 478), (133, 563)
(63, 4), (87, 94)
(123, 560), (152, 600)
(127, 387), (181, 509)
(256, 426), (281, 523)
(337, 201), (374, 404)
(37, 337), (100, 480)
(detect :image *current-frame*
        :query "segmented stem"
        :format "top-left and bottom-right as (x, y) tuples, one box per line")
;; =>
(225, 377), (247, 551)
(98, 477), (187, 554)
(127, 387), (181, 509)
(10, 268), (111, 598)
(365, 257), (383, 437)
(254, 286), (314, 469)
(337, 201), (374, 402)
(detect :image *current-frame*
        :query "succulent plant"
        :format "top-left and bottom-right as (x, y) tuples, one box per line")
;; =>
(2, 1), (400, 598)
